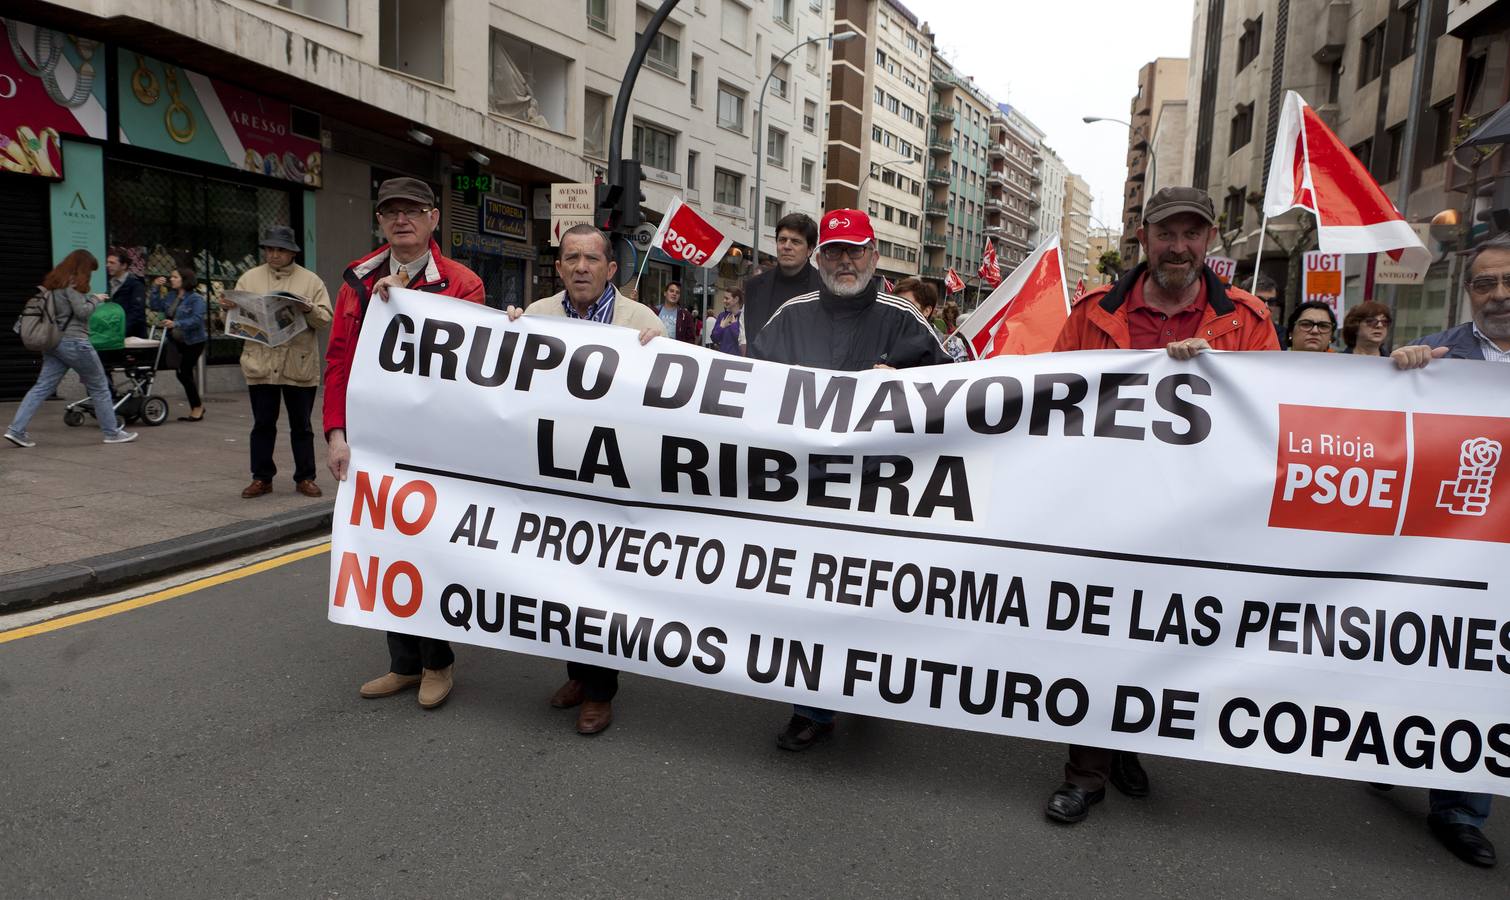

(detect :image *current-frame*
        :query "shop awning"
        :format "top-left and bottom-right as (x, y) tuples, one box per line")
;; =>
(1461, 101), (1510, 149)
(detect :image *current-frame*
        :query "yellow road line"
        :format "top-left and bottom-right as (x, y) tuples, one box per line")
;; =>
(0, 543), (331, 645)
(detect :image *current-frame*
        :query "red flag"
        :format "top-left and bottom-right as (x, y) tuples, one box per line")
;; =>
(651, 197), (734, 268)
(977, 239), (1002, 288)
(955, 236), (1068, 359)
(944, 268), (966, 295)
(1262, 91), (1428, 274)
(1072, 278), (1086, 303)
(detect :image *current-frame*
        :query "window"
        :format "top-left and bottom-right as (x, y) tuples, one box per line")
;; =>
(872, 125), (883, 143)
(1358, 25), (1385, 87)
(587, 0), (611, 34)
(1350, 138), (1374, 172)
(806, 42), (819, 73)
(1428, 99), (1455, 165)
(801, 158), (815, 192)
(489, 30), (568, 131)
(1229, 103), (1253, 154)
(721, 0), (748, 46)
(770, 58), (790, 100)
(690, 55), (702, 107)
(638, 6), (680, 76)
(874, 87), (885, 107)
(1383, 124), (1404, 181)
(906, 34), (918, 53)
(633, 120), (677, 172)
(765, 198), (784, 224)
(382, 0), (446, 82)
(1222, 188), (1245, 232)
(1400, 2), (1419, 59)
(1236, 16), (1262, 72)
(583, 90), (610, 158)
(717, 83), (745, 131)
(767, 126), (787, 167)
(687, 150), (699, 190)
(772, 0), (792, 27)
(886, 95), (900, 115)
(714, 168), (743, 206)
(875, 49), (887, 68)
(277, 0), (347, 27)
(803, 99), (817, 134)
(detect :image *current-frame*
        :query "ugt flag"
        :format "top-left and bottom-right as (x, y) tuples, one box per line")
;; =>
(944, 268), (967, 295)
(1072, 278), (1086, 303)
(651, 197), (733, 268)
(978, 239), (1002, 288)
(956, 236), (1068, 359)
(1262, 91), (1429, 274)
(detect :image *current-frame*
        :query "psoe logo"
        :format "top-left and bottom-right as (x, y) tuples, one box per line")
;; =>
(1437, 438), (1500, 517)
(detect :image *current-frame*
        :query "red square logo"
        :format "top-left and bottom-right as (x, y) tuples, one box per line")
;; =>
(1399, 414), (1510, 544)
(1269, 404), (1408, 535)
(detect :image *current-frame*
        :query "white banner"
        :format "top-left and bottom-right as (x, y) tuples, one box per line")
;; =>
(332, 290), (1510, 795)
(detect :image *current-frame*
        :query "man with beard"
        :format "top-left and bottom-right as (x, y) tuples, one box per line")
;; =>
(1046, 186), (1279, 825)
(740, 212), (821, 351)
(751, 209), (950, 751)
(1388, 234), (1510, 868)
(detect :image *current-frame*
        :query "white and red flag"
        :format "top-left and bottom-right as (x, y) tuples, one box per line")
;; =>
(1262, 91), (1429, 274)
(650, 197), (733, 268)
(977, 239), (1002, 288)
(954, 236), (1069, 359)
(1072, 278), (1086, 303)
(944, 268), (967, 295)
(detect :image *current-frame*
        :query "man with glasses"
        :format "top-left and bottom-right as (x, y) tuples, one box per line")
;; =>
(740, 212), (821, 351)
(323, 176), (485, 713)
(1388, 234), (1510, 868)
(751, 208), (950, 751)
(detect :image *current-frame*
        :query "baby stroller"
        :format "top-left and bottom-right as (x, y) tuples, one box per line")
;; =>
(65, 326), (170, 428)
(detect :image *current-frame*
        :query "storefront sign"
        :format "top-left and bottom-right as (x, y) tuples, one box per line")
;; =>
(1302, 251), (1345, 318)
(482, 197), (528, 240)
(550, 183), (596, 245)
(1374, 252), (1429, 285)
(49, 141), (106, 291)
(0, 19), (108, 179)
(452, 231), (533, 261)
(116, 52), (322, 187)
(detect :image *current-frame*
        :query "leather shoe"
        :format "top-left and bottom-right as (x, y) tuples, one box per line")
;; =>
(241, 479), (272, 499)
(296, 479), (322, 497)
(577, 700), (613, 734)
(417, 665), (453, 709)
(359, 671), (421, 698)
(1429, 820), (1497, 868)
(1045, 783), (1105, 824)
(549, 679), (585, 709)
(775, 714), (834, 751)
(1109, 750), (1151, 798)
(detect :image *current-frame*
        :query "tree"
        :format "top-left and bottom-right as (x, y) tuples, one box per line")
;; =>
(1097, 249), (1123, 280)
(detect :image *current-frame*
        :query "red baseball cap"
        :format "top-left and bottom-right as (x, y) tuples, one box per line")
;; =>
(818, 209), (875, 248)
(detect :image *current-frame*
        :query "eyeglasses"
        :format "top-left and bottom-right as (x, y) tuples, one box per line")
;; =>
(1467, 274), (1510, 296)
(818, 243), (871, 262)
(1295, 320), (1335, 333)
(377, 206), (432, 221)
(1361, 316), (1391, 327)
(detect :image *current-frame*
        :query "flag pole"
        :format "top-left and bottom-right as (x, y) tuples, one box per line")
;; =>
(1249, 215), (1269, 293)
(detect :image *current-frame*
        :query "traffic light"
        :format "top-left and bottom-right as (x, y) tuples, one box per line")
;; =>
(617, 159), (645, 229)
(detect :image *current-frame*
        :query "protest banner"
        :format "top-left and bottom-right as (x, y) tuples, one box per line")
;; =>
(333, 291), (1509, 795)
(1302, 251), (1346, 319)
(1204, 255), (1237, 285)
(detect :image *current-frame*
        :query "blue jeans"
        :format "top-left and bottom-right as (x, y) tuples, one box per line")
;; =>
(1429, 790), (1492, 828)
(794, 705), (835, 725)
(7, 339), (122, 438)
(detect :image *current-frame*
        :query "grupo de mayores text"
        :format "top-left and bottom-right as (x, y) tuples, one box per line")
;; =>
(377, 315), (1214, 522)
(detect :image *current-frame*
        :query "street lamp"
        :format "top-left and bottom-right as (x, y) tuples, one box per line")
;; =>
(752, 30), (858, 266)
(1084, 115), (1159, 206)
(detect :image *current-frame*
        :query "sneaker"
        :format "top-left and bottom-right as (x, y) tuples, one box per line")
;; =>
(3, 431), (35, 448)
(775, 714), (834, 751)
(102, 430), (139, 444)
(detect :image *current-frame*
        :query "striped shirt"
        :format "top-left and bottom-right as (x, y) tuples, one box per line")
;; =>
(1473, 323), (1510, 363)
(563, 283), (616, 324)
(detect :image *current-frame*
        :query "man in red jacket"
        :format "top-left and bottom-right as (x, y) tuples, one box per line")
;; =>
(323, 176), (485, 711)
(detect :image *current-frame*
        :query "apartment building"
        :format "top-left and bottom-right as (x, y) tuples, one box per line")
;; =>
(1120, 57), (1188, 265)
(1062, 173), (1094, 287)
(1037, 146), (1069, 255)
(1150, 99), (1189, 194)
(987, 104), (1044, 269)
(922, 57), (995, 287)
(1182, 0), (1469, 341)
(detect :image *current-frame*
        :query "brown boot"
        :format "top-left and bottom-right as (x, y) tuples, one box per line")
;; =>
(417, 665), (454, 709)
(549, 679), (585, 709)
(241, 479), (272, 499)
(296, 479), (323, 497)
(577, 700), (613, 735)
(359, 671), (421, 698)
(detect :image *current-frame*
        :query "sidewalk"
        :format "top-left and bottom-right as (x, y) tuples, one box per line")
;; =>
(0, 387), (333, 605)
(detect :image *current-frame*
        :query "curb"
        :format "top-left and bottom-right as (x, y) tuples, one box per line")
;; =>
(0, 501), (335, 614)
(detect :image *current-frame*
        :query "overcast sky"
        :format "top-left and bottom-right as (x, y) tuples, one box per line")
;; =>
(909, 0), (1195, 233)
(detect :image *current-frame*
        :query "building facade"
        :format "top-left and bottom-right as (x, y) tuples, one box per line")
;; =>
(922, 57), (995, 288)
(1062, 173), (1094, 287)
(987, 104), (1044, 269)
(1120, 57), (1188, 265)
(1036, 146), (1069, 254)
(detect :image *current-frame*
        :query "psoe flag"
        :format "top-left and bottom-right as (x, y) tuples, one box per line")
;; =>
(650, 197), (733, 268)
(956, 236), (1068, 359)
(1263, 91), (1429, 274)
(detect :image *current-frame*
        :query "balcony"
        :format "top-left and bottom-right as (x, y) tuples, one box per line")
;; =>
(1312, 0), (1350, 63)
(930, 68), (955, 89)
(1028, 193), (1042, 209)
(928, 137), (953, 154)
(921, 265), (951, 279)
(988, 142), (1006, 161)
(1030, 169), (1042, 185)
(925, 201), (949, 217)
(930, 104), (957, 123)
(922, 232), (946, 249)
(984, 225), (1006, 239)
(926, 168), (951, 185)
(987, 170), (1006, 187)
(985, 197), (1005, 214)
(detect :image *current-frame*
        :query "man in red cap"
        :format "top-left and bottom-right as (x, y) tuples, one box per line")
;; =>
(751, 209), (950, 750)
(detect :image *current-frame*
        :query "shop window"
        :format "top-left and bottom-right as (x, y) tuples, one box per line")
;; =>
(490, 30), (569, 131)
(276, 0), (348, 27)
(379, 0), (446, 83)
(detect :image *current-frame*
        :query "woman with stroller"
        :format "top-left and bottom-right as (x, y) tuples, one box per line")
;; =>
(150, 265), (209, 422)
(4, 250), (138, 447)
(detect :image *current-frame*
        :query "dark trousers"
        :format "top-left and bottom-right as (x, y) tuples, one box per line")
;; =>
(1065, 744), (1118, 792)
(248, 383), (317, 483)
(387, 632), (454, 675)
(174, 339), (205, 408)
(567, 662), (619, 702)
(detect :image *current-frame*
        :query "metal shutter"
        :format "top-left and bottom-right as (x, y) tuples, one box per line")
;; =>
(0, 175), (52, 399)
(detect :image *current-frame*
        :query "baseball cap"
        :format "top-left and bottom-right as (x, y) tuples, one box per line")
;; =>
(1142, 186), (1216, 225)
(376, 176), (436, 208)
(259, 225), (301, 252)
(817, 209), (875, 248)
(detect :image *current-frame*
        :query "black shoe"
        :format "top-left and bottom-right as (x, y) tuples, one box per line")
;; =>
(1369, 783), (1395, 792)
(1429, 820), (1497, 868)
(1109, 751), (1150, 798)
(1045, 783), (1105, 824)
(775, 714), (833, 751)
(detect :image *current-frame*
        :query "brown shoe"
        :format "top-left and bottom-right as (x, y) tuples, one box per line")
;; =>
(417, 665), (454, 709)
(577, 700), (613, 735)
(296, 479), (323, 497)
(241, 479), (272, 499)
(359, 671), (421, 698)
(549, 679), (585, 709)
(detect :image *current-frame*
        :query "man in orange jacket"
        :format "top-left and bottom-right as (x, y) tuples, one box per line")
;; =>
(1045, 186), (1280, 826)
(324, 176), (485, 712)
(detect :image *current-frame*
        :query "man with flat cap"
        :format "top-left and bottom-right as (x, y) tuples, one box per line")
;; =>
(227, 225), (333, 499)
(324, 176), (486, 711)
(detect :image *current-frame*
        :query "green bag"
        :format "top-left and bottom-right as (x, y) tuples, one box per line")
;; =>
(89, 301), (125, 352)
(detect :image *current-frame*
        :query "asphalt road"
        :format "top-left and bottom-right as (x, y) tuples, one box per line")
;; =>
(0, 548), (1504, 899)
